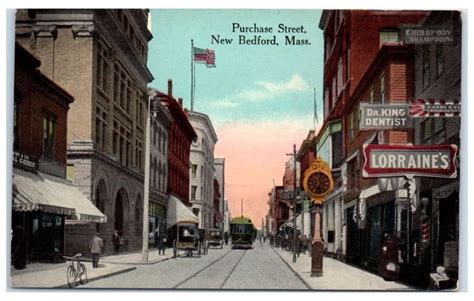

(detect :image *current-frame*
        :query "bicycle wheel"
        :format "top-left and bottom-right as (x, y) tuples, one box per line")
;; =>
(78, 263), (88, 284)
(66, 265), (77, 288)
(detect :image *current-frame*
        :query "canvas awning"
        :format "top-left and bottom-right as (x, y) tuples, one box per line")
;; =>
(166, 195), (198, 228)
(12, 168), (107, 223)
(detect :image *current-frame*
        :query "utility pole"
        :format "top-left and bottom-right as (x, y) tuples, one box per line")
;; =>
(286, 144), (298, 263)
(241, 198), (243, 217)
(141, 94), (153, 262)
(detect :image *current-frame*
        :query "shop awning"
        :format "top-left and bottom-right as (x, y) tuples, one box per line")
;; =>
(12, 168), (107, 223)
(166, 195), (198, 228)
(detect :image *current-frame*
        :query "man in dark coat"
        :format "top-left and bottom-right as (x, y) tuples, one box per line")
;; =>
(89, 232), (104, 268)
(112, 230), (121, 255)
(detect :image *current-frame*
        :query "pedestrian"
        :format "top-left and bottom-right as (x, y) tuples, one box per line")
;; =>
(295, 234), (302, 257)
(379, 233), (400, 281)
(302, 235), (308, 254)
(158, 230), (167, 255)
(154, 228), (160, 249)
(89, 232), (104, 268)
(12, 226), (26, 270)
(224, 232), (229, 245)
(112, 230), (121, 255)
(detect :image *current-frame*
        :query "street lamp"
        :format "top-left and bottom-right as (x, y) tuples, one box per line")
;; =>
(142, 92), (159, 262)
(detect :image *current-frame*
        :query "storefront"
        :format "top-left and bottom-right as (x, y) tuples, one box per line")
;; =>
(149, 201), (167, 244)
(12, 166), (106, 266)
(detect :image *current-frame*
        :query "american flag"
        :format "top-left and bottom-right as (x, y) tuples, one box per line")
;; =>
(193, 46), (215, 68)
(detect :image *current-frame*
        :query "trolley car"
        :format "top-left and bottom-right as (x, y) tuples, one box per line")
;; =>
(230, 216), (256, 249)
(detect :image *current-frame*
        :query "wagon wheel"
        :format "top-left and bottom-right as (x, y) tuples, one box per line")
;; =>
(173, 239), (177, 258)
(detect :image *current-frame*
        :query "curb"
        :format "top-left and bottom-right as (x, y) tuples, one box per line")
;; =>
(101, 256), (174, 266)
(271, 246), (312, 290)
(54, 266), (137, 288)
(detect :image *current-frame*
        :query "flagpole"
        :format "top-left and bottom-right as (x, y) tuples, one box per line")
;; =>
(191, 39), (194, 111)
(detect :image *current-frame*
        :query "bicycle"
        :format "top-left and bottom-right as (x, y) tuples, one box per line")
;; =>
(63, 253), (88, 288)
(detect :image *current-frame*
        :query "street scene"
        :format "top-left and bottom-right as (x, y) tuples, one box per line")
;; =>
(9, 8), (461, 291)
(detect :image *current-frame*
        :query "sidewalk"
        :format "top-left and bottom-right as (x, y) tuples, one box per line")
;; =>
(10, 248), (173, 289)
(272, 246), (413, 291)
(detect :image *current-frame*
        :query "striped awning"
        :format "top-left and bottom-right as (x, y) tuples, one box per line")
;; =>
(12, 168), (107, 223)
(166, 195), (198, 228)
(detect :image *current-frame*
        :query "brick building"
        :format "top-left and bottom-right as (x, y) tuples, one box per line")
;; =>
(159, 81), (197, 208)
(317, 10), (427, 272)
(411, 11), (461, 287)
(16, 9), (154, 254)
(12, 44), (105, 265)
(214, 158), (226, 232)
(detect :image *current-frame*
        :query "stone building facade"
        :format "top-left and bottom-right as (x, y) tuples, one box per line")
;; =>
(147, 88), (173, 237)
(15, 9), (154, 254)
(188, 111), (218, 229)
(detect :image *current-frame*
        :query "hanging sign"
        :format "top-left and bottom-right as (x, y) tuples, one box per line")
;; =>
(362, 144), (458, 179)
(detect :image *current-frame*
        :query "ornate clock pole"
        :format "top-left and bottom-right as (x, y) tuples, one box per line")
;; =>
(303, 157), (334, 277)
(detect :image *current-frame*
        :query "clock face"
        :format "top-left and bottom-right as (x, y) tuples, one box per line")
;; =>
(307, 172), (331, 195)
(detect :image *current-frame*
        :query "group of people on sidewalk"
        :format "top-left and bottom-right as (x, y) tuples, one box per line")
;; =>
(270, 233), (313, 257)
(88, 229), (169, 268)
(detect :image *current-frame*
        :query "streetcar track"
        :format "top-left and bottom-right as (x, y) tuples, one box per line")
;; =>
(218, 249), (247, 289)
(173, 249), (234, 288)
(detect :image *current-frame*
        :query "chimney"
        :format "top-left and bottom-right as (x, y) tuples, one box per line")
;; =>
(178, 97), (183, 107)
(167, 79), (172, 97)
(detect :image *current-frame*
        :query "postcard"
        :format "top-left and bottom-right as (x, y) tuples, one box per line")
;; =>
(9, 8), (462, 291)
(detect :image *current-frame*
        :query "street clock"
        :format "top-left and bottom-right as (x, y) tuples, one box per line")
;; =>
(303, 157), (334, 204)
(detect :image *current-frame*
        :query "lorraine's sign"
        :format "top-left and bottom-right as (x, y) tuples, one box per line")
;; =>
(402, 25), (456, 44)
(359, 103), (411, 130)
(409, 99), (461, 117)
(362, 144), (458, 178)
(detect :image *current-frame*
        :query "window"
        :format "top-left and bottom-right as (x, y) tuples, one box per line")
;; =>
(191, 185), (197, 200)
(43, 115), (56, 160)
(422, 46), (431, 89)
(337, 57), (343, 97)
(347, 111), (354, 143)
(422, 118), (445, 144)
(380, 72), (385, 103)
(369, 85), (375, 103)
(346, 48), (351, 83)
(95, 107), (108, 151)
(96, 41), (109, 93)
(136, 139), (143, 171)
(347, 156), (359, 190)
(421, 119), (432, 142)
(200, 166), (204, 180)
(379, 30), (400, 47)
(192, 164), (198, 178)
(323, 88), (330, 118)
(331, 76), (337, 106)
(436, 45), (445, 77)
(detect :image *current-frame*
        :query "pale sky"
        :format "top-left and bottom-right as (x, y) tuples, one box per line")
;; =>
(148, 9), (324, 226)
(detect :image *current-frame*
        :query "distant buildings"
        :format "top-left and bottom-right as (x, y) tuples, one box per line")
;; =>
(214, 158), (226, 231)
